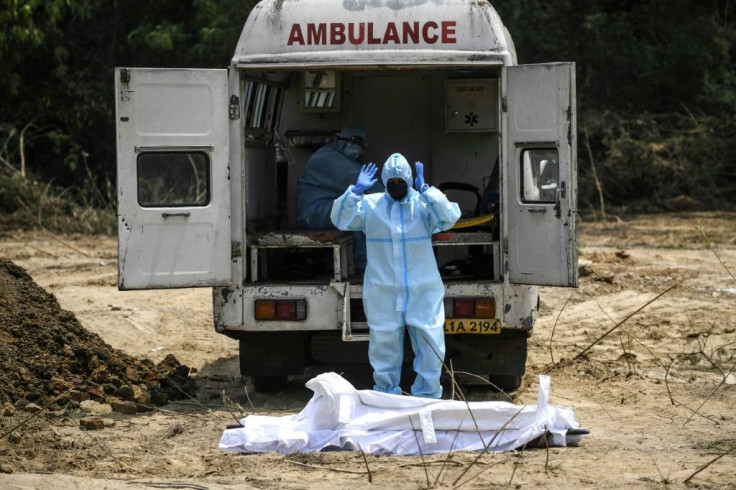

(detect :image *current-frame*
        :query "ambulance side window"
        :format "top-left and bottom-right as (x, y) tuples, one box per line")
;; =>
(137, 152), (210, 207)
(243, 80), (282, 129)
(520, 148), (559, 203)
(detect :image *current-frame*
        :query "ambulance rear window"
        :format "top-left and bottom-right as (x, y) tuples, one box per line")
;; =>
(520, 148), (559, 203)
(136, 152), (210, 207)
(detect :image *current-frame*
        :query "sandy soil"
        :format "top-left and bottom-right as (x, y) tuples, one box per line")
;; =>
(0, 211), (735, 489)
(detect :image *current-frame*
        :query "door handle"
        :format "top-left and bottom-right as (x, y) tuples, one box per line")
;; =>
(556, 181), (567, 199)
(527, 207), (546, 214)
(162, 211), (191, 218)
(554, 181), (566, 219)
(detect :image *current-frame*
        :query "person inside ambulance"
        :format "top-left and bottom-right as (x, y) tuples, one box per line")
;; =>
(296, 124), (383, 272)
(330, 153), (461, 398)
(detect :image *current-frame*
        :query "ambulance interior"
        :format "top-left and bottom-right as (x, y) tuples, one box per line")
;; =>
(242, 68), (502, 284)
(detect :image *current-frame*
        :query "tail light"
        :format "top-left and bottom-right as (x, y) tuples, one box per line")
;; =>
(255, 299), (307, 321)
(475, 299), (495, 318)
(454, 299), (475, 317)
(444, 298), (496, 318)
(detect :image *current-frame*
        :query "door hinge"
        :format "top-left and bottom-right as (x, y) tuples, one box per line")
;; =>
(231, 241), (242, 259)
(501, 96), (507, 113)
(120, 68), (130, 83)
(229, 95), (240, 120)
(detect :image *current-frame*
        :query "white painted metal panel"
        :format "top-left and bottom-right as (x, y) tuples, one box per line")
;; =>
(351, 75), (432, 167)
(505, 63), (578, 287)
(232, 0), (515, 67)
(115, 68), (231, 290)
(239, 285), (344, 332)
(445, 79), (498, 132)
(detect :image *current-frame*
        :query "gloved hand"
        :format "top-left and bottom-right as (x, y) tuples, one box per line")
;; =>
(414, 161), (428, 193)
(353, 162), (378, 195)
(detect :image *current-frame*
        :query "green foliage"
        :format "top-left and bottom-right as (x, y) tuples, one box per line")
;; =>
(496, 0), (735, 114)
(496, 0), (736, 212)
(579, 111), (736, 211)
(0, 167), (115, 234)
(0, 0), (256, 215)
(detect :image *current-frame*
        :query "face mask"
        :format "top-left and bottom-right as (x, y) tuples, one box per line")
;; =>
(387, 180), (408, 201)
(338, 136), (366, 160)
(343, 142), (364, 160)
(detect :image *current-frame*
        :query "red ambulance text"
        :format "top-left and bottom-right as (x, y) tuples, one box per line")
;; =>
(287, 21), (457, 46)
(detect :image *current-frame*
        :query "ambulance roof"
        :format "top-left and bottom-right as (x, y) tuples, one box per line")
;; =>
(232, 0), (516, 69)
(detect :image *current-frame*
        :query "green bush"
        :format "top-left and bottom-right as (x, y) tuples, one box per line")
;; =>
(579, 111), (736, 213)
(0, 168), (115, 234)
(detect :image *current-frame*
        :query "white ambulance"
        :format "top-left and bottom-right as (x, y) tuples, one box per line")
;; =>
(115, 0), (578, 392)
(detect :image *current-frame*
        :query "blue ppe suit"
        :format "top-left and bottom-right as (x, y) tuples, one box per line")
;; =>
(331, 153), (461, 398)
(296, 125), (382, 270)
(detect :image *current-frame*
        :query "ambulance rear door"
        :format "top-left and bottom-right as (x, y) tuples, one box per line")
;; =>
(115, 68), (231, 290)
(505, 62), (578, 287)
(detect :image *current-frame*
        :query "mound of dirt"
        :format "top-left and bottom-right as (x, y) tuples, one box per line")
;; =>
(0, 260), (195, 414)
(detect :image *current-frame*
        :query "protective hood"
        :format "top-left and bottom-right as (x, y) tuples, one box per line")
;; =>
(381, 153), (413, 189)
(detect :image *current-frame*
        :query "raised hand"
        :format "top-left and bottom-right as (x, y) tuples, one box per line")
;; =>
(414, 161), (427, 192)
(353, 162), (378, 195)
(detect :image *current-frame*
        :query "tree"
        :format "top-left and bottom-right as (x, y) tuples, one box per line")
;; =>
(496, 0), (736, 210)
(0, 0), (256, 208)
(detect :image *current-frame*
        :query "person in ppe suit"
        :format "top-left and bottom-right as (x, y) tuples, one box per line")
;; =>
(331, 153), (461, 398)
(296, 124), (383, 272)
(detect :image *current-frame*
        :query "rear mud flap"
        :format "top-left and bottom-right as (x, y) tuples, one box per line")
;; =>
(238, 331), (308, 377)
(330, 280), (369, 341)
(444, 329), (528, 380)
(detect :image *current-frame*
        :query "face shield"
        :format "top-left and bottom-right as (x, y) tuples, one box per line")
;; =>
(337, 134), (367, 160)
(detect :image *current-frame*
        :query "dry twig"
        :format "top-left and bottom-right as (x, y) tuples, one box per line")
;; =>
(14, 202), (92, 256)
(221, 390), (247, 425)
(549, 292), (574, 365)
(453, 458), (507, 489)
(583, 127), (606, 221)
(283, 458), (368, 475)
(664, 359), (677, 405)
(696, 220), (735, 282)
(357, 443), (373, 483)
(619, 335), (633, 375)
(452, 407), (525, 487)
(684, 444), (736, 483)
(408, 415), (431, 487)
(664, 359), (721, 425)
(543, 425), (551, 474)
(567, 281), (681, 363)
(79, 426), (130, 470)
(435, 425), (463, 486)
(0, 388), (73, 440)
(577, 289), (669, 370)
(422, 334), (488, 446)
(684, 360), (736, 426)
(507, 437), (531, 486)
(162, 376), (227, 421)
(399, 460), (464, 469)
(122, 481), (209, 490)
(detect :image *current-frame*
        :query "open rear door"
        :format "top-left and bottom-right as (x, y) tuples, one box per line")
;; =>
(115, 68), (230, 290)
(505, 63), (578, 287)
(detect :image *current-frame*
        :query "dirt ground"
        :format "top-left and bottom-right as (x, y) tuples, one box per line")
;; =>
(0, 211), (734, 489)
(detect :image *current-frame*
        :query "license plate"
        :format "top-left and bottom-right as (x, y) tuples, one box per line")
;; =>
(444, 319), (501, 334)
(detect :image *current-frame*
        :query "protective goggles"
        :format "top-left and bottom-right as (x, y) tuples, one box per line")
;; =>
(337, 135), (367, 150)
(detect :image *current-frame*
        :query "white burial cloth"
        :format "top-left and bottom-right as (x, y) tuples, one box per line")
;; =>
(219, 372), (584, 455)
